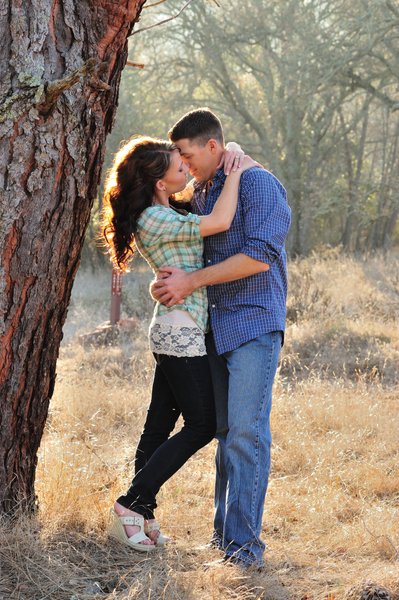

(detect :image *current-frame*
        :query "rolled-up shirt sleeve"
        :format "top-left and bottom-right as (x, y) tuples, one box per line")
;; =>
(240, 169), (291, 265)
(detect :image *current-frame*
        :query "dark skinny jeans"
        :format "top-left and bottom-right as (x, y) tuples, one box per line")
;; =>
(117, 353), (216, 520)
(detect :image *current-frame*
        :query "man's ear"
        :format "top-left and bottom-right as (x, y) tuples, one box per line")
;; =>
(207, 138), (219, 154)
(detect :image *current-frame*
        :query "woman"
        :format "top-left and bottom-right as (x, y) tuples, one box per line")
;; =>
(102, 136), (256, 552)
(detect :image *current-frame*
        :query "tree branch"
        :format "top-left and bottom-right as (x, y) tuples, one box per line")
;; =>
(143, 0), (169, 8)
(348, 68), (399, 111)
(0, 59), (109, 123)
(37, 59), (109, 114)
(129, 0), (196, 36)
(126, 60), (145, 68)
(386, 0), (399, 17)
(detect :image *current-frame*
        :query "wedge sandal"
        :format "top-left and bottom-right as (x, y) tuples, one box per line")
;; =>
(145, 520), (170, 546)
(109, 510), (156, 552)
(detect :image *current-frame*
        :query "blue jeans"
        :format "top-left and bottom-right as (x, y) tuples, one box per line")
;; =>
(206, 331), (282, 567)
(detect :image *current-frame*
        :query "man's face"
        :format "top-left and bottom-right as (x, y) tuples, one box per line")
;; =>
(174, 138), (219, 182)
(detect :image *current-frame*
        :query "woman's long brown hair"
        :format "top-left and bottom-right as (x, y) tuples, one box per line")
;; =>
(101, 136), (175, 271)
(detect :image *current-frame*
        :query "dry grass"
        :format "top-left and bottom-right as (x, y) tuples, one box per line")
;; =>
(1, 251), (399, 599)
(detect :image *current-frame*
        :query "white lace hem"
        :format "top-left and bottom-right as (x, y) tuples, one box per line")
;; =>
(149, 323), (207, 357)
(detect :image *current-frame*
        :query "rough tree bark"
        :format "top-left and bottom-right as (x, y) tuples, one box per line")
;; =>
(0, 0), (146, 515)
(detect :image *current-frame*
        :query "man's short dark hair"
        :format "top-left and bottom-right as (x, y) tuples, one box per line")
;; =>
(168, 108), (224, 146)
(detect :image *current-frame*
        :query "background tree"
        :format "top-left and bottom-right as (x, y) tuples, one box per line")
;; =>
(0, 0), (146, 515)
(100, 0), (398, 258)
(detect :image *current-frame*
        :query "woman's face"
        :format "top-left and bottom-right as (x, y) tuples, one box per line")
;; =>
(161, 150), (189, 194)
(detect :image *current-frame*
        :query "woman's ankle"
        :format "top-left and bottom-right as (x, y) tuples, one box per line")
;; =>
(114, 502), (142, 519)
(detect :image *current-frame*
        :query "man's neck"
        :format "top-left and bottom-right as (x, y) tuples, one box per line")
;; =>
(208, 154), (224, 181)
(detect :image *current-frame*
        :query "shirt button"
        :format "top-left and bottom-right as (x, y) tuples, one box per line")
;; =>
(211, 304), (216, 308)
(207, 259), (212, 263)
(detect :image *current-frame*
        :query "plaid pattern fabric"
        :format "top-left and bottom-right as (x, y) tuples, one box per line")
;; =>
(193, 179), (213, 213)
(135, 205), (208, 331)
(192, 168), (291, 355)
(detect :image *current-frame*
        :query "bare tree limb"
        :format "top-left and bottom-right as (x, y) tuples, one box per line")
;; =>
(126, 60), (145, 68)
(143, 0), (169, 7)
(348, 68), (399, 111)
(39, 59), (110, 114)
(129, 0), (196, 36)
(386, 0), (399, 17)
(0, 58), (107, 122)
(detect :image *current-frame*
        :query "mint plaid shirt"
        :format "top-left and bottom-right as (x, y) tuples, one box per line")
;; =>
(135, 205), (208, 331)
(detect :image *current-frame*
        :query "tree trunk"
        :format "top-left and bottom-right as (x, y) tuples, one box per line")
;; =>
(0, 0), (146, 515)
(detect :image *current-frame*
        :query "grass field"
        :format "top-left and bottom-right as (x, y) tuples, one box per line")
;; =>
(1, 250), (398, 599)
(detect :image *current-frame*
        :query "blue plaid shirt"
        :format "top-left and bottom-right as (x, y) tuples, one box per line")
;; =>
(192, 167), (291, 355)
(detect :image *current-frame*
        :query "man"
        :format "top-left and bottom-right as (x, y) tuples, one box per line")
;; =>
(153, 108), (291, 569)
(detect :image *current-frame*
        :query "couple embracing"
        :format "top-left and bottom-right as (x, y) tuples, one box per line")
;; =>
(102, 108), (291, 570)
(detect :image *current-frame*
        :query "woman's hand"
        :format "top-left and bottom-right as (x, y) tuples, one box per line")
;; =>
(217, 141), (245, 175)
(237, 155), (263, 173)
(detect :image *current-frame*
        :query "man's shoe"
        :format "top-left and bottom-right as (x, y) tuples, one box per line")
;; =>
(194, 542), (222, 552)
(223, 554), (265, 572)
(204, 555), (262, 571)
(203, 557), (229, 570)
(209, 532), (224, 550)
(195, 532), (223, 552)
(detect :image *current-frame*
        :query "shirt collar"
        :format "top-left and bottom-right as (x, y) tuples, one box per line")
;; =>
(193, 168), (225, 191)
(213, 167), (226, 183)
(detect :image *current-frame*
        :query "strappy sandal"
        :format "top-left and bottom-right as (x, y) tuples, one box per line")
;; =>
(144, 520), (170, 546)
(109, 510), (156, 552)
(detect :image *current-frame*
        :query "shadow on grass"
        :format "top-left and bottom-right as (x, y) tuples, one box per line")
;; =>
(0, 515), (290, 600)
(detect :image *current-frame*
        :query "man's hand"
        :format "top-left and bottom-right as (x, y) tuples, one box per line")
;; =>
(150, 267), (195, 307)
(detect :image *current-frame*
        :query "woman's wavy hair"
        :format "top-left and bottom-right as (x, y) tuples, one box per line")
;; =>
(102, 136), (176, 271)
